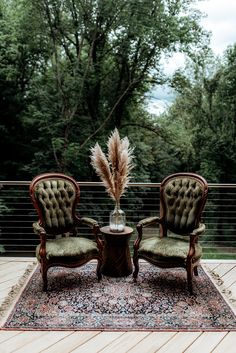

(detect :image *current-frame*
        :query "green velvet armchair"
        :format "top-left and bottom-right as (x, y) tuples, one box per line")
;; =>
(29, 173), (103, 291)
(133, 172), (208, 293)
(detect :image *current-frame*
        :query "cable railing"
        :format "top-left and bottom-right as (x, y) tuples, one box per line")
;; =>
(0, 181), (236, 259)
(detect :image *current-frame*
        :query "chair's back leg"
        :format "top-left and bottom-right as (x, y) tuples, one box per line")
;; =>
(96, 258), (102, 281)
(132, 253), (139, 281)
(193, 266), (199, 276)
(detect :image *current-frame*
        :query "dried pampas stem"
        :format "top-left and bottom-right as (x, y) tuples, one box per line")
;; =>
(90, 143), (116, 201)
(90, 128), (134, 204)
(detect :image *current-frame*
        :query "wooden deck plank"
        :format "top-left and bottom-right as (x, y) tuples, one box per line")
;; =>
(211, 264), (236, 278)
(221, 265), (236, 288)
(0, 263), (18, 272)
(0, 290), (15, 302)
(0, 282), (26, 302)
(126, 332), (177, 353)
(0, 257), (35, 263)
(0, 263), (29, 274)
(0, 261), (8, 265)
(212, 332), (236, 353)
(13, 331), (72, 353)
(0, 272), (29, 286)
(0, 331), (46, 353)
(202, 263), (236, 314)
(98, 332), (149, 353)
(0, 285), (21, 297)
(70, 332), (125, 353)
(0, 283), (20, 294)
(155, 332), (201, 353)
(0, 262), (34, 295)
(0, 268), (30, 284)
(228, 280), (236, 298)
(0, 331), (22, 344)
(184, 332), (227, 353)
(40, 332), (101, 353)
(0, 263), (29, 280)
(0, 261), (29, 271)
(202, 263), (220, 272)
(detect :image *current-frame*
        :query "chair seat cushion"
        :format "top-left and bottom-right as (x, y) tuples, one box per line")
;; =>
(138, 236), (202, 262)
(36, 236), (99, 260)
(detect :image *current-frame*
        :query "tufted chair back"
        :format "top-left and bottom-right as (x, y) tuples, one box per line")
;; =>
(30, 173), (80, 234)
(160, 173), (208, 235)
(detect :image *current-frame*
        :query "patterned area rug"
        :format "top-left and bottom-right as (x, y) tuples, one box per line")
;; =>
(2, 263), (236, 331)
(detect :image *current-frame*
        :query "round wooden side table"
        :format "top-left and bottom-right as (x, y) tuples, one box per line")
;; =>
(100, 226), (133, 277)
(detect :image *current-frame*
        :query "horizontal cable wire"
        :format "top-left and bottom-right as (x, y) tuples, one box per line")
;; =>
(0, 182), (236, 258)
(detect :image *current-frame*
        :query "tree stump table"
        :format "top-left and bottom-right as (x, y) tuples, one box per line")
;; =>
(100, 226), (133, 277)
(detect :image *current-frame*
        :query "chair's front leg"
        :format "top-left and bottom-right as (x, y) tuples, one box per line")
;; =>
(186, 260), (193, 294)
(41, 259), (48, 292)
(186, 233), (199, 293)
(133, 224), (143, 281)
(38, 232), (48, 291)
(96, 258), (102, 281)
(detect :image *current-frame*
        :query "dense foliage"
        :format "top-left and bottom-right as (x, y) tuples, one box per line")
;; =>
(1, 0), (235, 183)
(165, 45), (236, 183)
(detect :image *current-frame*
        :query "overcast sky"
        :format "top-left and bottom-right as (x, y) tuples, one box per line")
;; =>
(165, 0), (236, 73)
(148, 0), (236, 114)
(197, 0), (236, 55)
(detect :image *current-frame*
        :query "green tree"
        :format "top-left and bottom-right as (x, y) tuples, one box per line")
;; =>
(21, 0), (208, 179)
(0, 0), (208, 181)
(164, 44), (236, 183)
(0, 0), (48, 178)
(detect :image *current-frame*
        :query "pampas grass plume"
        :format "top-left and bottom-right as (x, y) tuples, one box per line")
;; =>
(90, 128), (134, 203)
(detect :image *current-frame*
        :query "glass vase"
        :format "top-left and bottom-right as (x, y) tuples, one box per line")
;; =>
(109, 202), (126, 232)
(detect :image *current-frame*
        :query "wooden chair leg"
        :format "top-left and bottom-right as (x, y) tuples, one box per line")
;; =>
(133, 255), (139, 281)
(96, 258), (102, 281)
(193, 266), (198, 276)
(41, 260), (48, 292)
(186, 263), (193, 294)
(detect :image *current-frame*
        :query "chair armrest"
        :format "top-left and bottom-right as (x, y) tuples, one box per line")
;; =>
(33, 222), (46, 236)
(80, 217), (99, 228)
(134, 216), (161, 250)
(137, 216), (161, 228)
(33, 221), (47, 258)
(79, 217), (104, 251)
(188, 223), (205, 259)
(191, 222), (205, 236)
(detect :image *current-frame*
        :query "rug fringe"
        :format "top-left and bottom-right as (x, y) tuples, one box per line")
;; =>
(0, 262), (37, 321)
(204, 265), (236, 311)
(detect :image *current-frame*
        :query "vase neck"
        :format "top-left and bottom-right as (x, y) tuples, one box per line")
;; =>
(115, 200), (120, 209)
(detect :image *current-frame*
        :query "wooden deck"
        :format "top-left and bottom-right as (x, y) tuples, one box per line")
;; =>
(0, 258), (235, 353)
